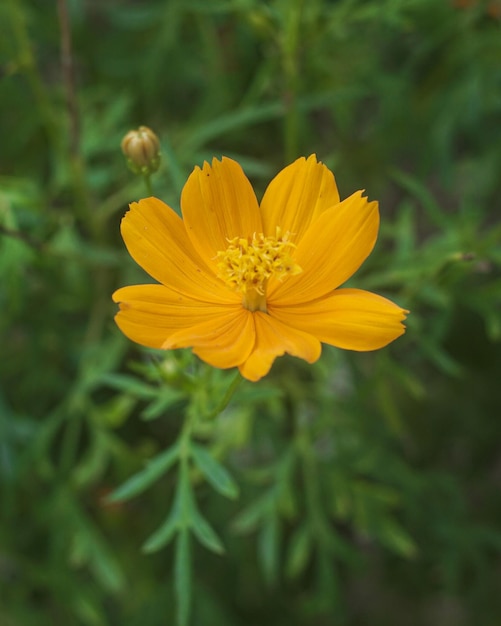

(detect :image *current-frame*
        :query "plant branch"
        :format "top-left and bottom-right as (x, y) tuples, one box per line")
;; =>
(57, 0), (80, 159)
(0, 224), (44, 252)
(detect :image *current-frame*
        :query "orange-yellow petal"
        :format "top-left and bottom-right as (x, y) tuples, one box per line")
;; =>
(270, 288), (408, 351)
(239, 312), (321, 382)
(268, 190), (379, 304)
(259, 155), (340, 241)
(181, 157), (262, 269)
(113, 284), (233, 348)
(163, 308), (255, 369)
(121, 197), (234, 303)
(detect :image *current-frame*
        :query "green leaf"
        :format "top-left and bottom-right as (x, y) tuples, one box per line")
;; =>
(64, 494), (125, 593)
(143, 466), (193, 553)
(142, 510), (180, 554)
(258, 514), (280, 587)
(73, 429), (111, 489)
(107, 443), (179, 503)
(175, 528), (192, 626)
(420, 338), (463, 377)
(236, 385), (284, 403)
(141, 389), (186, 421)
(185, 101), (284, 152)
(378, 518), (418, 558)
(97, 394), (136, 428)
(285, 525), (311, 579)
(232, 494), (272, 534)
(191, 508), (225, 555)
(100, 373), (159, 399)
(390, 168), (450, 229)
(191, 443), (239, 500)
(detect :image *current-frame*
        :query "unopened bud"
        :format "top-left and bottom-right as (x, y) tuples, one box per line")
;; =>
(121, 126), (161, 175)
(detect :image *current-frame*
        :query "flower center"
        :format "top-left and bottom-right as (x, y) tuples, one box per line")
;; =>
(216, 228), (302, 312)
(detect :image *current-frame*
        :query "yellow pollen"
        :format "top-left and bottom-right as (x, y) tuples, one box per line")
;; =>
(216, 228), (302, 312)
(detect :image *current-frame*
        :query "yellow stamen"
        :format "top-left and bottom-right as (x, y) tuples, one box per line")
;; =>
(216, 228), (302, 312)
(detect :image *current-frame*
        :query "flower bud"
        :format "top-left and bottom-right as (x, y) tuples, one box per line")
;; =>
(121, 126), (161, 175)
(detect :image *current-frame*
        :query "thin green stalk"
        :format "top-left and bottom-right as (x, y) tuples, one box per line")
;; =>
(293, 397), (331, 544)
(175, 527), (192, 626)
(57, 0), (80, 159)
(9, 0), (105, 293)
(281, 0), (304, 163)
(143, 174), (153, 196)
(7, 0), (59, 150)
(170, 368), (241, 625)
(57, 0), (95, 226)
(296, 425), (324, 532)
(161, 136), (188, 197)
(59, 410), (83, 477)
(174, 404), (195, 626)
(207, 370), (242, 420)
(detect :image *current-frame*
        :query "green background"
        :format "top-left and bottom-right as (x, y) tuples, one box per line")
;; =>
(1, 1), (500, 625)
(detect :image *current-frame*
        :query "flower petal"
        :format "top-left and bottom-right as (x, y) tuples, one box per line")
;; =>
(121, 197), (233, 303)
(181, 157), (262, 268)
(270, 288), (408, 351)
(268, 191), (379, 304)
(259, 155), (340, 241)
(163, 308), (255, 370)
(239, 312), (321, 382)
(113, 284), (232, 348)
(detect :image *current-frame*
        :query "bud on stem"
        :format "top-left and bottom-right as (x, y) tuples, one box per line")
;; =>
(121, 126), (161, 176)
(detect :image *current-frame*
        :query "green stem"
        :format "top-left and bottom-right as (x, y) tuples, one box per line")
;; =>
(174, 400), (195, 626)
(207, 370), (242, 420)
(179, 411), (194, 456)
(282, 0), (304, 163)
(59, 409), (83, 476)
(161, 136), (189, 196)
(57, 0), (80, 160)
(0, 224), (44, 252)
(175, 527), (192, 626)
(143, 174), (153, 196)
(293, 393), (330, 542)
(7, 0), (59, 153)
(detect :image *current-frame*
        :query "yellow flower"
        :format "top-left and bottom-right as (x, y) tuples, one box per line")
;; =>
(113, 156), (408, 381)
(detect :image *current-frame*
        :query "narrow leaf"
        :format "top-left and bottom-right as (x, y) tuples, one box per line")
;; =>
(191, 443), (239, 500)
(107, 443), (179, 503)
(285, 525), (311, 580)
(101, 373), (159, 399)
(184, 101), (283, 152)
(258, 514), (280, 587)
(142, 511), (180, 554)
(191, 509), (225, 555)
(141, 389), (186, 421)
(64, 494), (125, 593)
(232, 494), (271, 534)
(378, 518), (418, 558)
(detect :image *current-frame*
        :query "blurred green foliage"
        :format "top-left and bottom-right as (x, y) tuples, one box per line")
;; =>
(1, 0), (501, 624)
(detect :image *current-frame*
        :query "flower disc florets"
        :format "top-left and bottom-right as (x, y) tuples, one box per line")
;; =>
(216, 227), (302, 311)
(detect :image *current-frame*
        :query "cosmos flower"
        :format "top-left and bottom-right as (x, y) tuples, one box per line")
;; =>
(113, 155), (408, 381)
